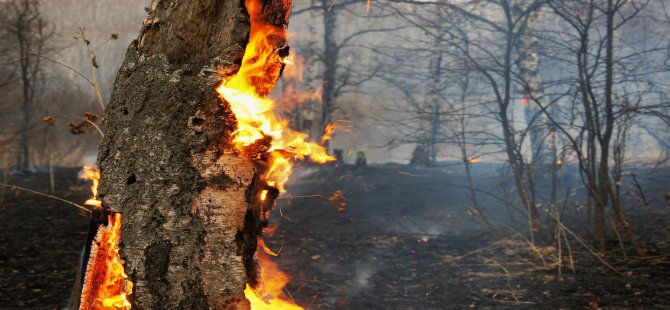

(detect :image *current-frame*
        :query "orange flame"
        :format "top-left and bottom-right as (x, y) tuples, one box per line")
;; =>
(217, 0), (333, 308)
(79, 166), (133, 309)
(216, 0), (333, 193)
(275, 53), (323, 110)
(80, 213), (133, 310)
(80, 165), (102, 208)
(282, 54), (303, 82)
(520, 95), (529, 108)
(244, 253), (302, 310)
(320, 122), (351, 145)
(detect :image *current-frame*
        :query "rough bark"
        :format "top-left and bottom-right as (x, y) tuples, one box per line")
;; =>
(96, 0), (269, 308)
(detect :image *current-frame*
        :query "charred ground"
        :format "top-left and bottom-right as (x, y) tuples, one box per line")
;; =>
(0, 164), (669, 309)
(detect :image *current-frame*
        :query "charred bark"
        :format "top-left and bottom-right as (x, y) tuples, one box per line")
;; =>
(93, 0), (285, 308)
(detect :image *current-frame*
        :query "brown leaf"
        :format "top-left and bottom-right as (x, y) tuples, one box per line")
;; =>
(43, 116), (55, 126)
(328, 190), (344, 202)
(337, 202), (347, 213)
(83, 112), (99, 122)
(68, 122), (86, 135)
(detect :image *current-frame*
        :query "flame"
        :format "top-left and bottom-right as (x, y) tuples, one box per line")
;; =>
(217, 0), (334, 308)
(80, 165), (102, 207)
(467, 158), (481, 163)
(282, 54), (303, 82)
(321, 123), (336, 145)
(275, 53), (324, 110)
(320, 122), (351, 145)
(80, 213), (133, 310)
(520, 95), (529, 108)
(79, 166), (133, 309)
(243, 253), (303, 310)
(216, 0), (333, 193)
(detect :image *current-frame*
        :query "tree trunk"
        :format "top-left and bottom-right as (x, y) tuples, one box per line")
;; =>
(96, 0), (288, 308)
(516, 8), (549, 165)
(501, 4), (541, 241)
(320, 0), (338, 139)
(411, 50), (442, 166)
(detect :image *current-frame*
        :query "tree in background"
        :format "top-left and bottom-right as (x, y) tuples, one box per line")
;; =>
(0, 0), (54, 171)
(292, 0), (396, 145)
(534, 0), (668, 254)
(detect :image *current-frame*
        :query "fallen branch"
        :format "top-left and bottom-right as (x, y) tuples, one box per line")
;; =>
(0, 182), (92, 214)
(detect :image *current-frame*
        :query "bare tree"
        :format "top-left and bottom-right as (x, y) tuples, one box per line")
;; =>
(292, 0), (400, 144)
(390, 0), (547, 240)
(0, 0), (54, 171)
(529, 0), (668, 254)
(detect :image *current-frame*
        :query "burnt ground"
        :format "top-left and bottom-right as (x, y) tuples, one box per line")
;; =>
(0, 169), (89, 310)
(1, 165), (669, 309)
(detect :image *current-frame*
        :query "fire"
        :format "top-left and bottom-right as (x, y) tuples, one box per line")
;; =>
(217, 0), (333, 308)
(282, 54), (303, 82)
(244, 253), (302, 310)
(80, 165), (102, 208)
(216, 0), (333, 191)
(520, 95), (529, 108)
(79, 166), (133, 310)
(275, 54), (324, 111)
(80, 213), (133, 310)
(320, 122), (351, 145)
(321, 123), (336, 145)
(467, 157), (481, 163)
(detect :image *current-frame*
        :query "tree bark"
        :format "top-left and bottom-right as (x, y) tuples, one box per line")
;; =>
(96, 0), (281, 308)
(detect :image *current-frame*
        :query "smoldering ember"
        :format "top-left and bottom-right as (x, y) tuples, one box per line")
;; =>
(1, 0), (669, 309)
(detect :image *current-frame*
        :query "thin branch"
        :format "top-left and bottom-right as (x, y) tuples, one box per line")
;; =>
(0, 182), (92, 214)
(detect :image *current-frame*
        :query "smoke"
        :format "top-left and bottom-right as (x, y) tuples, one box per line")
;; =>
(352, 264), (376, 290)
(81, 151), (98, 167)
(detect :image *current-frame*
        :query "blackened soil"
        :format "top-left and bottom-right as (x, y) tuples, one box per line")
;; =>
(266, 165), (670, 310)
(0, 169), (89, 310)
(1, 165), (669, 309)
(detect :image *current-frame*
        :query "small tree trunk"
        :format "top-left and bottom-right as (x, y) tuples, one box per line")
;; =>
(320, 0), (338, 139)
(96, 0), (290, 308)
(49, 151), (54, 193)
(1, 152), (8, 202)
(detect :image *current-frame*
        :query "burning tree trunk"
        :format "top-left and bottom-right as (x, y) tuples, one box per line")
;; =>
(91, 0), (301, 308)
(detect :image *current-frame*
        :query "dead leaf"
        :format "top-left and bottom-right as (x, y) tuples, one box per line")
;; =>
(337, 202), (347, 213)
(43, 116), (55, 126)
